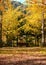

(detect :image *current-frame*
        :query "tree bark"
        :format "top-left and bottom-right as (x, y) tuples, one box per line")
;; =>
(0, 11), (2, 47)
(41, 9), (45, 46)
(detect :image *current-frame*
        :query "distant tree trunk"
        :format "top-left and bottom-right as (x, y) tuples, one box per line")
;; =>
(41, 10), (45, 46)
(0, 11), (2, 47)
(44, 32), (46, 46)
(6, 35), (12, 47)
(17, 36), (18, 47)
(6, 35), (9, 46)
(26, 35), (28, 47)
(35, 36), (37, 46)
(36, 36), (38, 46)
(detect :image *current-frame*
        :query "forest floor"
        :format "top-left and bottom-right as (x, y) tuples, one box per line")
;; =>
(0, 47), (46, 65)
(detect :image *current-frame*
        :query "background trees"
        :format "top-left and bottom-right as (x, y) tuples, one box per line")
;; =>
(0, 0), (12, 47)
(25, 0), (46, 46)
(0, 0), (46, 47)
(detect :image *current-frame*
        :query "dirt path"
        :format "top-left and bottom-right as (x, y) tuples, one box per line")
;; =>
(0, 54), (46, 65)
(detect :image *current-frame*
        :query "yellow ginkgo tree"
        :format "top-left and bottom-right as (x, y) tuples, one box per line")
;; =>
(0, 0), (12, 47)
(25, 0), (46, 46)
(2, 5), (26, 46)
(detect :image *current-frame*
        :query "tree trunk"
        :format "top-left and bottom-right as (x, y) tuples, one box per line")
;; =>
(35, 36), (37, 46)
(17, 36), (18, 47)
(41, 10), (45, 46)
(6, 35), (12, 47)
(0, 11), (2, 47)
(6, 35), (9, 46)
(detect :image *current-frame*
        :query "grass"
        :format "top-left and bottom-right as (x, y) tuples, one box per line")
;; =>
(0, 47), (46, 55)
